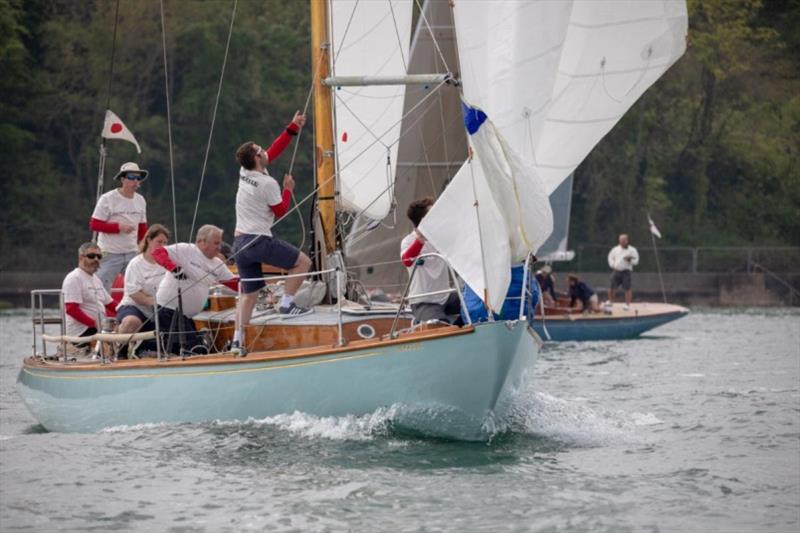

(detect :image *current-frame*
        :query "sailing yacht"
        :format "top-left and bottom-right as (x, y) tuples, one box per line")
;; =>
(16, 0), (688, 437)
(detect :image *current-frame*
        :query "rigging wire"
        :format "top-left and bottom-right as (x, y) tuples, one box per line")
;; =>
(159, 0), (178, 244)
(287, 47), (328, 253)
(388, 0), (408, 73)
(414, 0), (450, 73)
(265, 78), (449, 240)
(94, 0), (121, 216)
(103, 0), (121, 112)
(332, 0), (360, 65)
(189, 0), (238, 241)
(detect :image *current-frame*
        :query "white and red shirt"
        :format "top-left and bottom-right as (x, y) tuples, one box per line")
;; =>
(400, 232), (450, 305)
(235, 168), (283, 237)
(91, 189), (147, 253)
(155, 243), (236, 317)
(62, 268), (113, 336)
(118, 254), (165, 318)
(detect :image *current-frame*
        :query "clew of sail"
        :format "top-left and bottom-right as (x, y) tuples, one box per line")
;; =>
(420, 0), (687, 309)
(330, 0), (413, 220)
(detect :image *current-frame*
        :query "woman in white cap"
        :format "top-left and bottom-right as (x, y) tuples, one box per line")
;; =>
(89, 162), (149, 293)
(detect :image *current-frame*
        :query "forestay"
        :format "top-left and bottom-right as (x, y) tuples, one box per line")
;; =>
(330, 0), (413, 220)
(421, 0), (688, 310)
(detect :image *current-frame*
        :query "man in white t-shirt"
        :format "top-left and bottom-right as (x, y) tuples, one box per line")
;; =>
(231, 112), (312, 352)
(90, 162), (149, 292)
(607, 233), (640, 309)
(400, 197), (461, 324)
(152, 224), (239, 355)
(62, 242), (117, 341)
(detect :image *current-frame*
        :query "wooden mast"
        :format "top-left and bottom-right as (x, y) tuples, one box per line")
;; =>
(310, 0), (337, 255)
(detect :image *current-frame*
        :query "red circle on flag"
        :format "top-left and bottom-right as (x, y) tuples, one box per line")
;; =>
(110, 123), (123, 134)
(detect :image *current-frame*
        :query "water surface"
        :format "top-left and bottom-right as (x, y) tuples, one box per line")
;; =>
(1, 309), (798, 531)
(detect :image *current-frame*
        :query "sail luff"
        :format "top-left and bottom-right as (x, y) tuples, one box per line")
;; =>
(311, 0), (337, 254)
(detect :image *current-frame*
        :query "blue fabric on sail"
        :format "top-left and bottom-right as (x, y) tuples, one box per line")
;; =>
(461, 265), (539, 324)
(462, 103), (487, 135)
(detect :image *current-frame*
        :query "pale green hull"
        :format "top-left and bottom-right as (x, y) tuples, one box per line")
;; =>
(17, 321), (538, 440)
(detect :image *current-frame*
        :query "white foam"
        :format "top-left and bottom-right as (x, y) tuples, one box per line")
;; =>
(100, 421), (173, 433)
(506, 391), (653, 446)
(630, 412), (663, 426)
(253, 408), (396, 441)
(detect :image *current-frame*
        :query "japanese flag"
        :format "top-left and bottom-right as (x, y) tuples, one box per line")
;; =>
(101, 109), (141, 154)
(648, 215), (662, 239)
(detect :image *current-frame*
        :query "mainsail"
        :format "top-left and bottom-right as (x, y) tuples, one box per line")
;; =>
(330, 0), (413, 220)
(343, 0), (465, 292)
(421, 0), (688, 309)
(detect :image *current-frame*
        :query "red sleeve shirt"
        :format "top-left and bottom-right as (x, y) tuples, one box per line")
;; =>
(401, 238), (425, 267)
(137, 222), (147, 242)
(266, 122), (300, 163)
(65, 302), (97, 329)
(89, 217), (120, 234)
(151, 246), (177, 272)
(269, 189), (293, 218)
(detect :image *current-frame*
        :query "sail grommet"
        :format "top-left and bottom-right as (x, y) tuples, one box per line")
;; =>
(356, 324), (376, 339)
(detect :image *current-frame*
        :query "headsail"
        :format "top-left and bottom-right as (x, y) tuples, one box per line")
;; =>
(330, 0), (413, 220)
(422, 0), (688, 307)
(453, 0), (688, 194)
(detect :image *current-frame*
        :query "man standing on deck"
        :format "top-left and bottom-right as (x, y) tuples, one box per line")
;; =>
(62, 242), (117, 343)
(90, 162), (149, 292)
(152, 224), (240, 355)
(607, 233), (639, 310)
(232, 111), (312, 353)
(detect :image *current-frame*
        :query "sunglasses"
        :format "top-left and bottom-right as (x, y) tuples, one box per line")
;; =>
(84, 253), (102, 260)
(124, 173), (143, 180)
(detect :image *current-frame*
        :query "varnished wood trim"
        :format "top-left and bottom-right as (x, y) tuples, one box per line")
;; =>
(23, 324), (475, 372)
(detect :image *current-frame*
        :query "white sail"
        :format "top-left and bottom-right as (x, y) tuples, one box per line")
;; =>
(330, 0), (413, 220)
(420, 107), (553, 311)
(422, 0), (687, 307)
(455, 0), (688, 194)
(344, 0), (466, 292)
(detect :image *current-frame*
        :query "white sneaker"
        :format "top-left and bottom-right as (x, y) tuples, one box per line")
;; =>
(230, 340), (247, 357)
(623, 304), (630, 311)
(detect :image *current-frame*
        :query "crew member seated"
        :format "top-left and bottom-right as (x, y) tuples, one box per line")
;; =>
(152, 224), (239, 355)
(62, 242), (117, 349)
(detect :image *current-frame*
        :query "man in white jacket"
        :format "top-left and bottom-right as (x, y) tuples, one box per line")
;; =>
(607, 233), (639, 309)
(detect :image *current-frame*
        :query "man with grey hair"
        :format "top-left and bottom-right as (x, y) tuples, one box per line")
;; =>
(62, 242), (117, 340)
(152, 225), (239, 354)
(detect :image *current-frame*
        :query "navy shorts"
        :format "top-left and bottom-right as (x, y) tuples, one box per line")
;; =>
(116, 304), (148, 323)
(234, 234), (300, 293)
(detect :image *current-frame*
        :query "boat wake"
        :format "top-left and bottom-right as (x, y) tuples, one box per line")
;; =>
(92, 391), (664, 447)
(501, 391), (663, 447)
